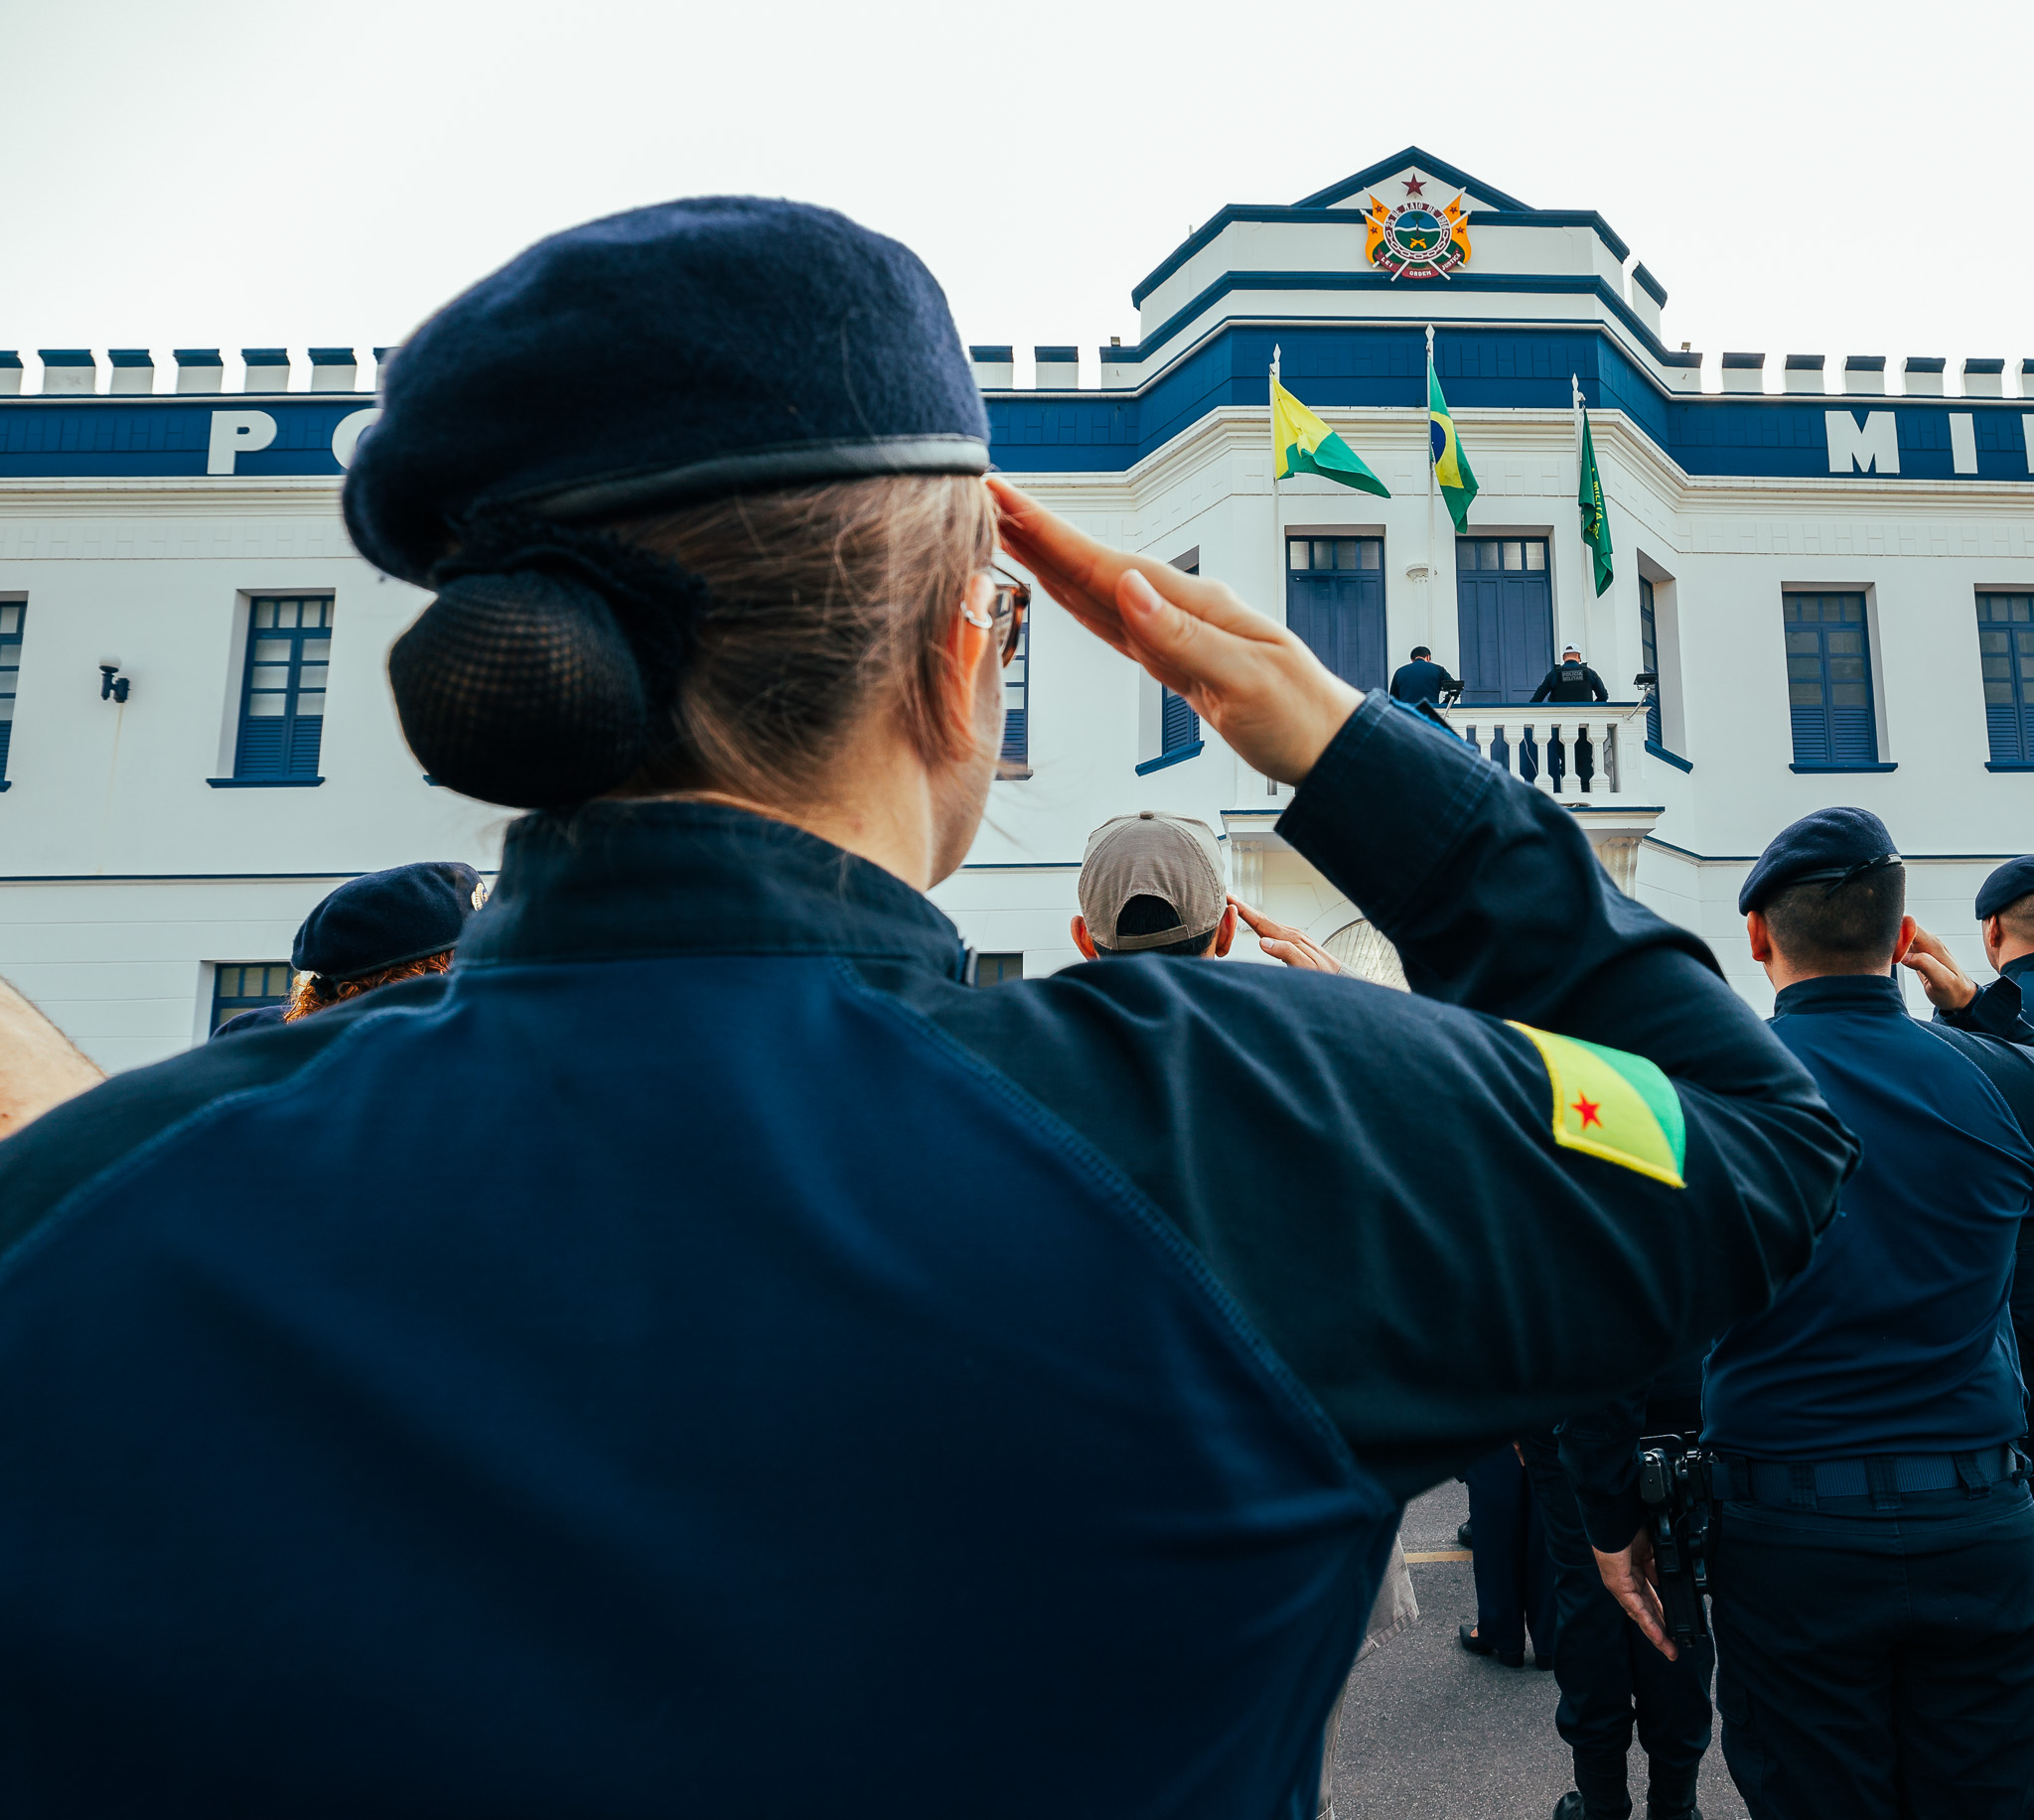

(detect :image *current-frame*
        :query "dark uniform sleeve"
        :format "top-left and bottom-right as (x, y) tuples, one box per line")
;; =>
(1529, 669), (1556, 702)
(1557, 1390), (1653, 1552)
(1586, 666), (1609, 702)
(898, 691), (1855, 1498)
(1937, 975), (2034, 1047)
(1386, 664), (1410, 702)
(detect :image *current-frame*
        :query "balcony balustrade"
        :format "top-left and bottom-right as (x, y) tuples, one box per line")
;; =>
(1432, 699), (1654, 800)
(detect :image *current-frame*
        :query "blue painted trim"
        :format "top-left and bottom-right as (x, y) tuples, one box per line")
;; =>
(173, 348), (223, 365)
(1291, 145), (1534, 214)
(0, 779), (11, 791)
(307, 348), (355, 365)
(1034, 345), (1078, 361)
(38, 350), (94, 366)
(968, 345), (1013, 361)
(1788, 762), (1898, 773)
(107, 349), (154, 367)
(1465, 210), (1629, 262)
(1845, 355), (1886, 372)
(1965, 359), (2006, 375)
(1784, 353), (1824, 370)
(1905, 356), (1946, 374)
(1112, 266), (1682, 370)
(1985, 762), (2034, 772)
(372, 347), (399, 360)
(240, 348), (289, 364)
(0, 352), (21, 370)
(1134, 740), (1204, 775)
(206, 776), (326, 787)
(1721, 351), (1765, 369)
(1631, 263), (1668, 308)
(1645, 739), (1693, 772)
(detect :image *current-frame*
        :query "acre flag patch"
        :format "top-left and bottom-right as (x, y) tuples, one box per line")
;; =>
(1428, 359), (1478, 533)
(1508, 1022), (1687, 1189)
(1271, 375), (1390, 497)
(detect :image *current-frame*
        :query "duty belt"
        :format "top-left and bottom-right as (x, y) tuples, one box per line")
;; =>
(1717, 1443), (2021, 1510)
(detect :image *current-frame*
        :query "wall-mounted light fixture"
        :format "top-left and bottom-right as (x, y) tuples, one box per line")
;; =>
(98, 659), (131, 704)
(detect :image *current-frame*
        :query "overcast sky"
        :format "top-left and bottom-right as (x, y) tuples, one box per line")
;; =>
(4, 0), (2027, 392)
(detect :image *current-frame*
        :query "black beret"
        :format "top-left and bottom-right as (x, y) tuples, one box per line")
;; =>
(343, 197), (990, 585)
(1738, 807), (1901, 915)
(292, 862), (487, 980)
(1976, 856), (2034, 921)
(210, 1004), (286, 1042)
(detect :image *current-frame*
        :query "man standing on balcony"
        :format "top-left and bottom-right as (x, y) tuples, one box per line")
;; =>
(1590, 808), (2034, 1820)
(1387, 644), (1460, 707)
(1531, 646), (1609, 704)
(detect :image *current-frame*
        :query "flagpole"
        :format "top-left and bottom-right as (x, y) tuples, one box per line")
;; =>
(1569, 372), (1586, 659)
(1424, 325), (1437, 654)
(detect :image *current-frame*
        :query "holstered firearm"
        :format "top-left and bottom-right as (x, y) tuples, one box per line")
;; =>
(1637, 1433), (1715, 1646)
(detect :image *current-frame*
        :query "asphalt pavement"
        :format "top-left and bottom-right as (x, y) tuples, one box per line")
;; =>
(1326, 1479), (1749, 1820)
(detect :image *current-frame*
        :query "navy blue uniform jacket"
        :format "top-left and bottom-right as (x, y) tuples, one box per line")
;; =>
(0, 691), (1851, 1818)
(1387, 657), (1458, 706)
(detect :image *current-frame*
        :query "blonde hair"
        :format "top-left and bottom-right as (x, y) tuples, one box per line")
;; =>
(609, 474), (997, 806)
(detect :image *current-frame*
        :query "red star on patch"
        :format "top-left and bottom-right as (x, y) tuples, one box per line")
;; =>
(1402, 175), (1426, 197)
(1571, 1094), (1603, 1129)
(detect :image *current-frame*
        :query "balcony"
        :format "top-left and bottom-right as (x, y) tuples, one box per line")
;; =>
(1431, 699), (1653, 801)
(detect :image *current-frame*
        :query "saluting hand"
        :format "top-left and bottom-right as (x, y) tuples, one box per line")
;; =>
(1900, 924), (1978, 1012)
(1229, 899), (1343, 973)
(987, 478), (1362, 786)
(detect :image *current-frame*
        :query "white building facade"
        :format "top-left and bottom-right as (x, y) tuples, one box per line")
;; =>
(4, 148), (2032, 1069)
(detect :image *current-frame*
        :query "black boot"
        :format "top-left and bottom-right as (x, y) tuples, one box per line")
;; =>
(1644, 1757), (1702, 1820)
(1553, 1750), (1633, 1820)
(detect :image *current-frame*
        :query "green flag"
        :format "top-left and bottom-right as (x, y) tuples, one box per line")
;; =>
(1576, 406), (1613, 596)
(1427, 360), (1477, 533)
(1270, 373), (1389, 497)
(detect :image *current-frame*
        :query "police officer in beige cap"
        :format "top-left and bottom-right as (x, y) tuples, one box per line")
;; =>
(1071, 809), (1342, 970)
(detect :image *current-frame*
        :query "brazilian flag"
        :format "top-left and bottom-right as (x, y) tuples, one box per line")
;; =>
(1427, 359), (1478, 533)
(1577, 406), (1615, 597)
(1509, 1022), (1686, 1190)
(1271, 374), (1388, 497)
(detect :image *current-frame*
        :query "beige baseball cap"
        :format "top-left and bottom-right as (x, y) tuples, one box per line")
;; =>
(1079, 812), (1227, 951)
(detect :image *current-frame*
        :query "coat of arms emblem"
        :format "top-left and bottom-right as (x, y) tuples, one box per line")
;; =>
(1363, 182), (1472, 281)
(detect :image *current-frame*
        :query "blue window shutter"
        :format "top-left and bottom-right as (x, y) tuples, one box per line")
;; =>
(1286, 538), (1387, 695)
(0, 600), (24, 782)
(1976, 596), (2034, 764)
(1161, 687), (1198, 752)
(1454, 539), (1552, 704)
(234, 596), (335, 780)
(1784, 594), (1875, 766)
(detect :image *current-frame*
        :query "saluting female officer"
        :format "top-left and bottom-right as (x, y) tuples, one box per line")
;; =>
(0, 199), (1853, 1818)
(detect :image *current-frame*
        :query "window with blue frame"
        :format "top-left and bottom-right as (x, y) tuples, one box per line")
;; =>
(211, 963), (293, 1031)
(1000, 611), (1029, 773)
(0, 601), (23, 783)
(1638, 576), (1661, 744)
(234, 596), (334, 779)
(1455, 537), (1551, 704)
(1978, 594), (2034, 765)
(1784, 593), (1877, 766)
(1159, 559), (1204, 756)
(1288, 537), (1386, 694)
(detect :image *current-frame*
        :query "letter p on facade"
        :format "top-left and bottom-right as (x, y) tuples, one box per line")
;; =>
(207, 409), (278, 476)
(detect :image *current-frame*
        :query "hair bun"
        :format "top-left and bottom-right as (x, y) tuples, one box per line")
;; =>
(388, 568), (651, 808)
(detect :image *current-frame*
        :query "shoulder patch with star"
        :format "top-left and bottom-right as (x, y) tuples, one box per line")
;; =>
(1508, 1023), (1687, 1190)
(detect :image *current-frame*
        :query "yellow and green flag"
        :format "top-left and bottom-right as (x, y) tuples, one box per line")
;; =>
(1427, 359), (1478, 533)
(1509, 1022), (1687, 1190)
(1577, 405), (1614, 597)
(1271, 373), (1389, 498)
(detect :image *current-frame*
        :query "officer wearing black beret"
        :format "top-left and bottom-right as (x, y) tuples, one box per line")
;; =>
(209, 861), (487, 1040)
(0, 198), (1854, 1816)
(1590, 807), (2034, 1820)
(1902, 854), (2034, 1047)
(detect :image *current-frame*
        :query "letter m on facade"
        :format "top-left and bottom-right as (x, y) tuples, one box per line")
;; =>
(1825, 410), (1900, 475)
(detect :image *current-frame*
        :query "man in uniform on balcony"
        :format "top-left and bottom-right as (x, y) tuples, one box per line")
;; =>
(1387, 645), (1461, 708)
(1531, 646), (1609, 705)
(1591, 808), (2034, 1820)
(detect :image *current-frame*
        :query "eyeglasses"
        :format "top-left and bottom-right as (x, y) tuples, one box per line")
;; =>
(962, 566), (1029, 667)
